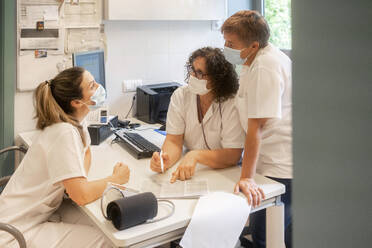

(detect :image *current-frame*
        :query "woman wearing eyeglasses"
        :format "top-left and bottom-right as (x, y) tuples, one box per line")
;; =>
(150, 47), (245, 183)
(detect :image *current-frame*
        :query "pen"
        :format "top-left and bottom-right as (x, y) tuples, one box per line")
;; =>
(160, 150), (164, 173)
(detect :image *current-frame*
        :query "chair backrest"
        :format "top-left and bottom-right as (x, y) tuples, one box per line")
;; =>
(0, 146), (28, 193)
(0, 146), (28, 247)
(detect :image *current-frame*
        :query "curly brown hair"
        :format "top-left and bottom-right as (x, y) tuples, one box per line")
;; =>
(185, 47), (239, 103)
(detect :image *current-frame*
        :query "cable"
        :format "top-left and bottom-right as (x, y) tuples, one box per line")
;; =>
(125, 94), (136, 119)
(145, 199), (175, 223)
(108, 119), (120, 132)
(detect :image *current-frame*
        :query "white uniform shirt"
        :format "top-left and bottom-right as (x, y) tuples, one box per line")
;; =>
(235, 43), (293, 178)
(0, 122), (90, 245)
(166, 85), (245, 150)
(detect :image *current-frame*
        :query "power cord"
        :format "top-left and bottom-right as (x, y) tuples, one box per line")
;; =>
(125, 94), (136, 119)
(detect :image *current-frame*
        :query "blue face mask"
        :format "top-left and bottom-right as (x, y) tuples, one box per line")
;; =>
(223, 46), (247, 65)
(234, 64), (243, 78)
(83, 84), (107, 110)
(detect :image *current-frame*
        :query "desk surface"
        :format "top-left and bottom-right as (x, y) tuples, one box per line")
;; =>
(18, 126), (285, 248)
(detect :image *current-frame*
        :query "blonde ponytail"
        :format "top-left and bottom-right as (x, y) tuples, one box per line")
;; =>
(34, 67), (86, 146)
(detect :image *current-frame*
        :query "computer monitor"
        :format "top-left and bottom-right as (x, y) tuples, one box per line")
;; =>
(72, 50), (106, 88)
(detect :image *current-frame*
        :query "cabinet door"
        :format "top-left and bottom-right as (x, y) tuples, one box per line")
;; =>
(104, 0), (226, 20)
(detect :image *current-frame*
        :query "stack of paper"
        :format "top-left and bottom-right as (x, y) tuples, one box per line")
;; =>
(180, 192), (251, 248)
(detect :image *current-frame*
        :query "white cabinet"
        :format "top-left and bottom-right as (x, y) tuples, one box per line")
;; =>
(104, 0), (227, 21)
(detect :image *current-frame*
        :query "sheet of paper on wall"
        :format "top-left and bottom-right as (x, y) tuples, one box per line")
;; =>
(43, 6), (59, 21)
(21, 0), (59, 4)
(141, 179), (209, 199)
(22, 5), (59, 28)
(180, 192), (251, 248)
(66, 28), (103, 53)
(17, 53), (72, 91)
(64, 1), (100, 27)
(20, 28), (63, 54)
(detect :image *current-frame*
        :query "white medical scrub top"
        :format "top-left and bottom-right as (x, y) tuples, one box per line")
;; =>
(0, 122), (90, 245)
(235, 43), (293, 179)
(166, 85), (245, 150)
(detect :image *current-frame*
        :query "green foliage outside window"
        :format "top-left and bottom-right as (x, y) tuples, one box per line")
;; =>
(265, 0), (291, 49)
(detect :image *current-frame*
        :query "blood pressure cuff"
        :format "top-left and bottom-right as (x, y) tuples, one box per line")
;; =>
(106, 192), (158, 230)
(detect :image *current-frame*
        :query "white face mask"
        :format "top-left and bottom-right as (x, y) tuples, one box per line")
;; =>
(188, 75), (211, 95)
(234, 64), (243, 77)
(223, 46), (247, 65)
(81, 84), (107, 110)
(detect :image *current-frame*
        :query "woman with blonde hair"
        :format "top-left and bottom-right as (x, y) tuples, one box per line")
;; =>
(0, 67), (129, 247)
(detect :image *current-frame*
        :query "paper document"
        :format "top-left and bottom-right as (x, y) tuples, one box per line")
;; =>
(180, 192), (251, 248)
(141, 179), (208, 199)
(20, 29), (61, 52)
(24, 5), (59, 27)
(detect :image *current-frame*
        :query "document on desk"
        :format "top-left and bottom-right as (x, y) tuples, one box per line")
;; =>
(180, 192), (251, 248)
(141, 179), (209, 198)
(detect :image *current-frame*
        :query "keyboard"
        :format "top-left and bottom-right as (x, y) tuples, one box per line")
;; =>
(114, 130), (161, 159)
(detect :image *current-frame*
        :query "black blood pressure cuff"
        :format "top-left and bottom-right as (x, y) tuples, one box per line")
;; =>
(106, 192), (158, 230)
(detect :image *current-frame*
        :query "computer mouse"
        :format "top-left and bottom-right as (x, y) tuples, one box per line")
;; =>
(159, 125), (166, 131)
(118, 119), (130, 128)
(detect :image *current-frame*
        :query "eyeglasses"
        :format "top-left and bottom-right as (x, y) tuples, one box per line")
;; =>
(190, 67), (208, 80)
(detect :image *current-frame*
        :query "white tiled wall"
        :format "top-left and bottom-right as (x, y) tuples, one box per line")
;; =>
(104, 20), (224, 120)
(14, 21), (224, 136)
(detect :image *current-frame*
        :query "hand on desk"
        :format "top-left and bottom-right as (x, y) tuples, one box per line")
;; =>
(150, 152), (171, 173)
(170, 152), (197, 183)
(234, 178), (265, 208)
(111, 162), (130, 184)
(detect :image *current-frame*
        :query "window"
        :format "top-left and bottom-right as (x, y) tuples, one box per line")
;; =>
(264, 0), (291, 49)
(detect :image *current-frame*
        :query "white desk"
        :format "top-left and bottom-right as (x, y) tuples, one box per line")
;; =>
(18, 127), (286, 248)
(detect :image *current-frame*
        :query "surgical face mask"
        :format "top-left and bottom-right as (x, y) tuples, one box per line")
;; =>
(234, 64), (243, 78)
(188, 75), (211, 95)
(83, 84), (107, 110)
(223, 46), (247, 65)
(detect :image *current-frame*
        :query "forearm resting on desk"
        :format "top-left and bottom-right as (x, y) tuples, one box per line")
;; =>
(150, 134), (184, 173)
(83, 147), (91, 175)
(63, 162), (130, 206)
(63, 176), (117, 206)
(162, 134), (183, 167)
(170, 148), (243, 183)
(190, 148), (243, 169)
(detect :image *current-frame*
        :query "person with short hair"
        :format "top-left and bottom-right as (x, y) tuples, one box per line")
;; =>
(150, 47), (245, 183)
(222, 10), (293, 248)
(0, 67), (130, 247)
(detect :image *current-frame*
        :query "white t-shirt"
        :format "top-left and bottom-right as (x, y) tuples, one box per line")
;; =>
(235, 43), (293, 178)
(166, 85), (245, 150)
(0, 122), (90, 245)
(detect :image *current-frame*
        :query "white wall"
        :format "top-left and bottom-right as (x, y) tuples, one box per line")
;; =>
(104, 20), (224, 119)
(14, 91), (36, 137)
(14, 20), (224, 136)
(105, 21), (223, 118)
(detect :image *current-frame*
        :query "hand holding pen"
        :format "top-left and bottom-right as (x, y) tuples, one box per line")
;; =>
(160, 151), (165, 173)
(150, 151), (170, 173)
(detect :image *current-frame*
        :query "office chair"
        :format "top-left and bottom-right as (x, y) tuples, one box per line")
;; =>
(0, 145), (28, 248)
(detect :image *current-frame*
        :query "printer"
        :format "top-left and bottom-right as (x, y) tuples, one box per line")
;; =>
(136, 82), (181, 124)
